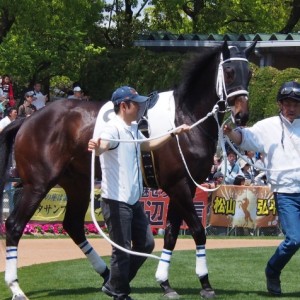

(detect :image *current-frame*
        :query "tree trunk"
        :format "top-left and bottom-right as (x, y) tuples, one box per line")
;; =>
(279, 0), (300, 33)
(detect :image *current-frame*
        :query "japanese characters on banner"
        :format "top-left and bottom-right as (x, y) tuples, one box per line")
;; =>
(140, 187), (208, 229)
(31, 187), (103, 222)
(31, 186), (209, 230)
(209, 185), (279, 228)
(31, 185), (278, 230)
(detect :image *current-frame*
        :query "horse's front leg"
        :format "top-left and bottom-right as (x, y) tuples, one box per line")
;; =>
(182, 196), (216, 299)
(155, 187), (216, 299)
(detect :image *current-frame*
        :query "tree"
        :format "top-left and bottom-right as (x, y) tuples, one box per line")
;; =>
(0, 0), (104, 96)
(279, 0), (300, 33)
(147, 0), (292, 34)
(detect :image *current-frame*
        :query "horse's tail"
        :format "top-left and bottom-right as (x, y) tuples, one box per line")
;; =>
(0, 118), (26, 234)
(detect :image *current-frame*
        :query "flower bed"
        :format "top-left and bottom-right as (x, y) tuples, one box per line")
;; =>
(1, 222), (158, 236)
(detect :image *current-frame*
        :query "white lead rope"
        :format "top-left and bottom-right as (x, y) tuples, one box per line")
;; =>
(90, 150), (160, 260)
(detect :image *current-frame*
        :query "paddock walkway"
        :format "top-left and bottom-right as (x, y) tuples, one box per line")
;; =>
(0, 238), (282, 272)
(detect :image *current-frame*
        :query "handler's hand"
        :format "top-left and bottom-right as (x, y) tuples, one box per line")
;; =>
(223, 124), (233, 135)
(88, 139), (100, 152)
(174, 124), (191, 135)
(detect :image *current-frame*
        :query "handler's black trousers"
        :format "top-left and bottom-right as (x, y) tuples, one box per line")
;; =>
(101, 198), (155, 297)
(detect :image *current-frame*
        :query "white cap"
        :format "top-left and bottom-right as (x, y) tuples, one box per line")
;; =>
(73, 86), (82, 92)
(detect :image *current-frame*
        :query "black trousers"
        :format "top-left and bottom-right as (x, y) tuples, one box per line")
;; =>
(101, 198), (155, 297)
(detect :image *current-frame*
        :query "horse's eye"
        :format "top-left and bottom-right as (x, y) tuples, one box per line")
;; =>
(223, 67), (235, 84)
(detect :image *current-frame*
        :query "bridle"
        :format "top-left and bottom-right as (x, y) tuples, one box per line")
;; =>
(216, 55), (250, 121)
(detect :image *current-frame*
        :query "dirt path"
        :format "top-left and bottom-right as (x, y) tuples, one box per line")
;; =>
(0, 238), (282, 272)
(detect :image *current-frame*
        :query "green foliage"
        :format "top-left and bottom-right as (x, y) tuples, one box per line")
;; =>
(0, 0), (105, 90)
(249, 66), (300, 125)
(147, 0), (291, 34)
(80, 48), (188, 100)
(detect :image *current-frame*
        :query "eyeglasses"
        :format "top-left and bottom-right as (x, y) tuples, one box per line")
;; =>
(280, 87), (300, 96)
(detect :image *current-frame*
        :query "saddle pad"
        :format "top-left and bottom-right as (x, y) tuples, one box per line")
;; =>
(147, 91), (176, 137)
(94, 90), (176, 138)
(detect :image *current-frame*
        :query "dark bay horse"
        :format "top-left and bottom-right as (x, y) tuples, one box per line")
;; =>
(0, 41), (255, 300)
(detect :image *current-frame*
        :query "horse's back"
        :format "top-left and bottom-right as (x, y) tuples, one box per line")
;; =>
(14, 99), (102, 183)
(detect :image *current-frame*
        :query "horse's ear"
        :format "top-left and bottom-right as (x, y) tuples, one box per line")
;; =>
(244, 41), (257, 59)
(222, 40), (231, 60)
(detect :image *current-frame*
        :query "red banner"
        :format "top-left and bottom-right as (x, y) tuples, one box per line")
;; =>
(140, 187), (208, 229)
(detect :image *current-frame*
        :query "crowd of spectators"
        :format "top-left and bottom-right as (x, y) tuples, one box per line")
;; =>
(203, 147), (268, 187)
(0, 75), (88, 124)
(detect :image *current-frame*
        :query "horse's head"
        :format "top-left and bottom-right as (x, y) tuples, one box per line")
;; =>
(221, 41), (256, 126)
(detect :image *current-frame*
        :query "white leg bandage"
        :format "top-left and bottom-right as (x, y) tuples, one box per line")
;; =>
(79, 240), (107, 274)
(195, 245), (208, 278)
(155, 249), (172, 283)
(5, 246), (26, 297)
(5, 246), (18, 285)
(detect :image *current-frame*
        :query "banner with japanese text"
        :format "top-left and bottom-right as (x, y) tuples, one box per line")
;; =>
(140, 187), (208, 229)
(31, 187), (103, 222)
(31, 187), (209, 230)
(209, 185), (278, 228)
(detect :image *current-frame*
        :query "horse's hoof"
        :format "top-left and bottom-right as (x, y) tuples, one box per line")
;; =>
(200, 288), (216, 299)
(162, 291), (180, 299)
(12, 294), (29, 300)
(159, 280), (180, 299)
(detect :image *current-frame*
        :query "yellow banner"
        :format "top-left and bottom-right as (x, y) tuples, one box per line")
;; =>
(31, 187), (103, 222)
(209, 185), (278, 228)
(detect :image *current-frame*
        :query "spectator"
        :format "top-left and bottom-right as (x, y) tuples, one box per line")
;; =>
(18, 91), (37, 117)
(2, 74), (16, 107)
(223, 81), (300, 296)
(32, 82), (48, 110)
(213, 171), (224, 186)
(254, 152), (266, 174)
(233, 175), (246, 186)
(0, 107), (18, 133)
(239, 160), (253, 185)
(88, 85), (190, 300)
(0, 90), (9, 115)
(68, 86), (83, 100)
(239, 150), (257, 177)
(202, 171), (224, 189)
(219, 149), (244, 184)
(208, 154), (222, 181)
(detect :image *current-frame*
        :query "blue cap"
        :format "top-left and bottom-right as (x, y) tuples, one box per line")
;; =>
(111, 86), (148, 105)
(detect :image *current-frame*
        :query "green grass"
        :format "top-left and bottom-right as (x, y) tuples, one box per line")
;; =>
(1, 247), (300, 300)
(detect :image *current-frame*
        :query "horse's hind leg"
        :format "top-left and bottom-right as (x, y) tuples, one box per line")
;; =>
(62, 179), (109, 286)
(5, 184), (48, 300)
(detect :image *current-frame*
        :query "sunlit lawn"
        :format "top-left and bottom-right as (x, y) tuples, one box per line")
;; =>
(1, 246), (300, 300)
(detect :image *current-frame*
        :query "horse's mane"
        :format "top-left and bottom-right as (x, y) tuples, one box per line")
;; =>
(175, 45), (222, 109)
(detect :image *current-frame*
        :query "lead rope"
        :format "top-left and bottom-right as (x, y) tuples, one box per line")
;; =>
(90, 150), (160, 260)
(89, 55), (250, 257)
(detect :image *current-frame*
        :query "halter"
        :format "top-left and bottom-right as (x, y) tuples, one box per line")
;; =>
(216, 55), (249, 115)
